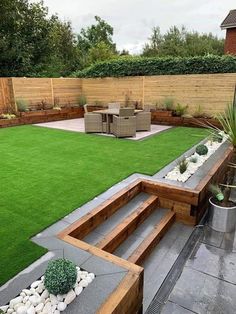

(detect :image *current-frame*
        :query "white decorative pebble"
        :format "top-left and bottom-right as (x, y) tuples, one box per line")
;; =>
(56, 295), (63, 302)
(0, 305), (9, 312)
(54, 311), (60, 314)
(64, 290), (76, 305)
(7, 309), (14, 314)
(88, 273), (95, 280)
(31, 281), (41, 289)
(78, 279), (88, 288)
(26, 306), (35, 314)
(28, 295), (41, 307)
(22, 290), (31, 296)
(35, 303), (44, 313)
(49, 294), (58, 305)
(57, 302), (67, 311)
(42, 301), (51, 313)
(40, 290), (49, 301)
(10, 297), (23, 308)
(74, 286), (83, 296)
(16, 305), (27, 314)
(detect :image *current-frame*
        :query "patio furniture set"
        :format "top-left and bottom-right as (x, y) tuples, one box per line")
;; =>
(84, 103), (151, 137)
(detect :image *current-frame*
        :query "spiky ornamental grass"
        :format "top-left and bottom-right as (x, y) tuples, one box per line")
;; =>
(44, 259), (77, 295)
(178, 158), (188, 174)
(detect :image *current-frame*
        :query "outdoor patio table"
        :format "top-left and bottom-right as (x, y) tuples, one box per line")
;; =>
(93, 109), (143, 133)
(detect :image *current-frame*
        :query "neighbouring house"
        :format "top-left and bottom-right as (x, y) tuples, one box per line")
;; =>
(221, 9), (236, 55)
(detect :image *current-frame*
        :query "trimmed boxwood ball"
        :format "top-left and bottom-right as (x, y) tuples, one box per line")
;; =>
(44, 259), (77, 295)
(196, 144), (208, 156)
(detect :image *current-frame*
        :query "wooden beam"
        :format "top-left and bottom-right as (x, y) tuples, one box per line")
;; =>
(128, 211), (176, 265)
(142, 180), (199, 205)
(58, 180), (142, 240)
(96, 195), (159, 253)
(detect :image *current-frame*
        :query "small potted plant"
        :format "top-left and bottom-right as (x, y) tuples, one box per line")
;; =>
(209, 181), (236, 232)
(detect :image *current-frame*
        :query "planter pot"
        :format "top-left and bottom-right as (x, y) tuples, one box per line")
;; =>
(208, 197), (236, 232)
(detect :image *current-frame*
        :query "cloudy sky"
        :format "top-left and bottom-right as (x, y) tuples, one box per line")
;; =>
(32, 0), (235, 53)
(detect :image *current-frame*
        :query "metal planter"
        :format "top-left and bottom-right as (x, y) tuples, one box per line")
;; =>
(208, 196), (236, 233)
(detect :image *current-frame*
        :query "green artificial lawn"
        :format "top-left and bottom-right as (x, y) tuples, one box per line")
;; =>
(0, 125), (208, 285)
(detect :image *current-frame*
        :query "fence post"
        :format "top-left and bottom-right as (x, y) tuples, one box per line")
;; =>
(11, 78), (18, 113)
(0, 78), (6, 110)
(50, 78), (54, 107)
(142, 76), (145, 108)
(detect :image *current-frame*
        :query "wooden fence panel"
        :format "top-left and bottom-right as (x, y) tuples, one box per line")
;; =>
(82, 77), (143, 106)
(144, 73), (236, 115)
(52, 78), (82, 106)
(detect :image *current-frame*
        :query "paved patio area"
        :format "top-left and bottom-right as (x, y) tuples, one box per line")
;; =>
(35, 118), (172, 140)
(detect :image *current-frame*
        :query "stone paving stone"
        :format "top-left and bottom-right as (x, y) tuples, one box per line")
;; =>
(63, 196), (106, 224)
(34, 220), (70, 238)
(83, 230), (105, 245)
(97, 181), (129, 200)
(169, 267), (236, 314)
(143, 224), (192, 311)
(186, 242), (236, 285)
(80, 255), (127, 276)
(32, 236), (92, 266)
(114, 234), (145, 260)
(161, 301), (197, 314)
(64, 272), (127, 314)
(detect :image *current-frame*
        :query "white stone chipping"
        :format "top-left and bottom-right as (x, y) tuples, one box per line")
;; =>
(165, 133), (228, 182)
(0, 267), (95, 314)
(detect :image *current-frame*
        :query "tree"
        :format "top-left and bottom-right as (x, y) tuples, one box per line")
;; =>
(77, 16), (117, 67)
(87, 41), (116, 65)
(142, 26), (224, 57)
(0, 0), (78, 76)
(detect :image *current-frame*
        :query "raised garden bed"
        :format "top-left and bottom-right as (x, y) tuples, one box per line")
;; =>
(0, 107), (84, 128)
(0, 266), (95, 314)
(151, 112), (221, 128)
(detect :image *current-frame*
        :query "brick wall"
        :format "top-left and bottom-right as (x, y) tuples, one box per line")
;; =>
(225, 28), (236, 54)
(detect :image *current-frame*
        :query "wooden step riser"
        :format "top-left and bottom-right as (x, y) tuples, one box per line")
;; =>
(68, 181), (142, 239)
(128, 211), (176, 266)
(96, 195), (159, 253)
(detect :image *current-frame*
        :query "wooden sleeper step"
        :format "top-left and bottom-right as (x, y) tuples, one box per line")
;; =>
(127, 210), (176, 266)
(96, 195), (159, 253)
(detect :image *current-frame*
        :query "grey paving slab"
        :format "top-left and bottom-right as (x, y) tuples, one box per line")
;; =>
(160, 301), (197, 314)
(35, 219), (70, 238)
(186, 242), (236, 285)
(83, 230), (105, 245)
(91, 192), (149, 236)
(80, 255), (127, 276)
(0, 251), (63, 305)
(63, 196), (106, 224)
(114, 234), (145, 260)
(132, 208), (168, 239)
(143, 223), (193, 311)
(97, 181), (129, 200)
(64, 272), (127, 314)
(32, 236), (92, 266)
(169, 267), (236, 314)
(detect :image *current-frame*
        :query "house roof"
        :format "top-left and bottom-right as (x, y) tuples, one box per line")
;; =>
(221, 10), (236, 29)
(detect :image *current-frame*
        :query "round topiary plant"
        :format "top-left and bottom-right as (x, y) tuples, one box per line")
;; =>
(196, 144), (208, 156)
(44, 259), (77, 295)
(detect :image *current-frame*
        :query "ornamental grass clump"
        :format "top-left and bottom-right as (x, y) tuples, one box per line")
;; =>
(44, 259), (77, 295)
(190, 156), (198, 163)
(196, 144), (208, 156)
(178, 158), (188, 174)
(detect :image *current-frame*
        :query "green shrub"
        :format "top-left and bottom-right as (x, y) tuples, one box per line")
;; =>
(162, 97), (174, 111)
(78, 94), (87, 106)
(16, 99), (29, 112)
(174, 103), (188, 117)
(178, 158), (188, 174)
(44, 259), (77, 295)
(73, 55), (236, 78)
(196, 144), (208, 155)
(212, 132), (223, 143)
(190, 156), (198, 163)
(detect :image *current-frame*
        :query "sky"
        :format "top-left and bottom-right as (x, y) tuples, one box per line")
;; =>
(31, 0), (236, 53)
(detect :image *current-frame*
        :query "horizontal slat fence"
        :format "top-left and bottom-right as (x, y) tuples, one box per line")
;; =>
(0, 74), (235, 115)
(12, 78), (82, 110)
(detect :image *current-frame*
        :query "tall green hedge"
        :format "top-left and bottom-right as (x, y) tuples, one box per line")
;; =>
(73, 55), (236, 78)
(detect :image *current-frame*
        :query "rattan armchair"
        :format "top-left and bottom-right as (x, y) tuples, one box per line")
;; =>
(84, 113), (103, 133)
(108, 103), (121, 109)
(136, 112), (151, 131)
(112, 115), (136, 138)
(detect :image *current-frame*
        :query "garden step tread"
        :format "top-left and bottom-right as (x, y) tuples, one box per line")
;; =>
(96, 195), (159, 253)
